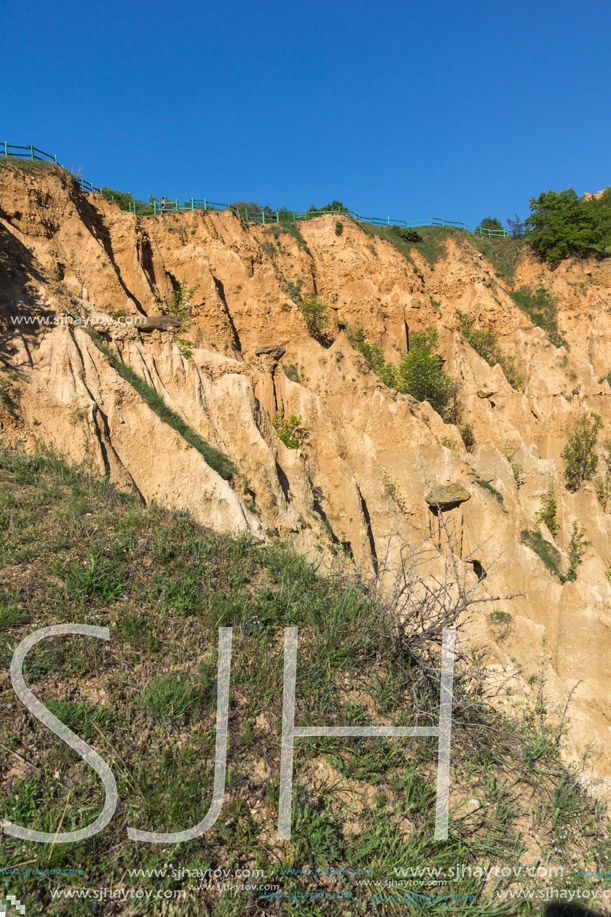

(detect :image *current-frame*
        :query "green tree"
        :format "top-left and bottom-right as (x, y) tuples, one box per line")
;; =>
(562, 413), (603, 491)
(307, 200), (349, 214)
(525, 189), (611, 262)
(477, 217), (504, 234)
(397, 329), (461, 423)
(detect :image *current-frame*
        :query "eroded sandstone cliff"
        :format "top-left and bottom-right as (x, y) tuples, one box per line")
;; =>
(3, 161), (611, 789)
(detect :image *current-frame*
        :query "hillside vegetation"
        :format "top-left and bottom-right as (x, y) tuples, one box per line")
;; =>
(4, 162), (611, 912)
(1, 443), (610, 915)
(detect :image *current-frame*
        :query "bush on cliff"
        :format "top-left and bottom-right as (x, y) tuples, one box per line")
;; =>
(348, 323), (462, 424)
(562, 413), (603, 491)
(397, 328), (462, 423)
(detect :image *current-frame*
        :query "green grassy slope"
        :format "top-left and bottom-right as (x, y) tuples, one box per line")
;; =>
(0, 443), (609, 915)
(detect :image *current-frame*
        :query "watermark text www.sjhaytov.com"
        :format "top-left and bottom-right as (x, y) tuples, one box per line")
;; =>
(9, 313), (147, 327)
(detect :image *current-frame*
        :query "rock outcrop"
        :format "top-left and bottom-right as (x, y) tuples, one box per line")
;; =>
(3, 161), (611, 791)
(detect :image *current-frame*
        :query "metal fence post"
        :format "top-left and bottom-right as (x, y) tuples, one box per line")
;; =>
(190, 197), (194, 210)
(3, 141), (7, 158)
(30, 145), (34, 160)
(203, 198), (207, 211)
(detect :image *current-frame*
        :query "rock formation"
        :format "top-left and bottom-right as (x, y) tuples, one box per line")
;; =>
(3, 161), (611, 791)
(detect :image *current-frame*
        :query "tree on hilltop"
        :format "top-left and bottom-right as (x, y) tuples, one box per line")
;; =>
(525, 189), (611, 262)
(476, 216), (504, 234)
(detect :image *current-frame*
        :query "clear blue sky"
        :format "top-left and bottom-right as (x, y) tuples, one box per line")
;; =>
(1, 0), (609, 225)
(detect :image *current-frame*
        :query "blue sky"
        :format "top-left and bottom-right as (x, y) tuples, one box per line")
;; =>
(1, 0), (609, 225)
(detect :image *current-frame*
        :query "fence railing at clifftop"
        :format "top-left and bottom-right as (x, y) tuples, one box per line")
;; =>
(2, 142), (102, 194)
(1, 142), (510, 237)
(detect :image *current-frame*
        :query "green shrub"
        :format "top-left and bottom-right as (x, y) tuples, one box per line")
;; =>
(397, 329), (461, 424)
(460, 423), (475, 451)
(563, 522), (589, 583)
(392, 227), (422, 243)
(230, 200), (274, 220)
(168, 281), (196, 326)
(501, 443), (525, 487)
(0, 599), (28, 630)
(477, 217), (504, 234)
(594, 437), (611, 510)
(284, 363), (301, 383)
(348, 323), (462, 423)
(521, 529), (563, 580)
(489, 609), (512, 626)
(535, 491), (559, 537)
(334, 220), (344, 236)
(507, 286), (565, 349)
(457, 313), (498, 363)
(174, 336), (194, 359)
(471, 473), (505, 508)
(358, 222), (448, 265)
(298, 295), (331, 345)
(167, 281), (196, 358)
(141, 675), (202, 724)
(562, 413), (602, 491)
(347, 320), (399, 389)
(100, 186), (134, 207)
(457, 312), (523, 389)
(307, 200), (349, 214)
(45, 699), (111, 741)
(489, 609), (512, 637)
(272, 414), (307, 449)
(523, 520), (588, 584)
(65, 552), (127, 602)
